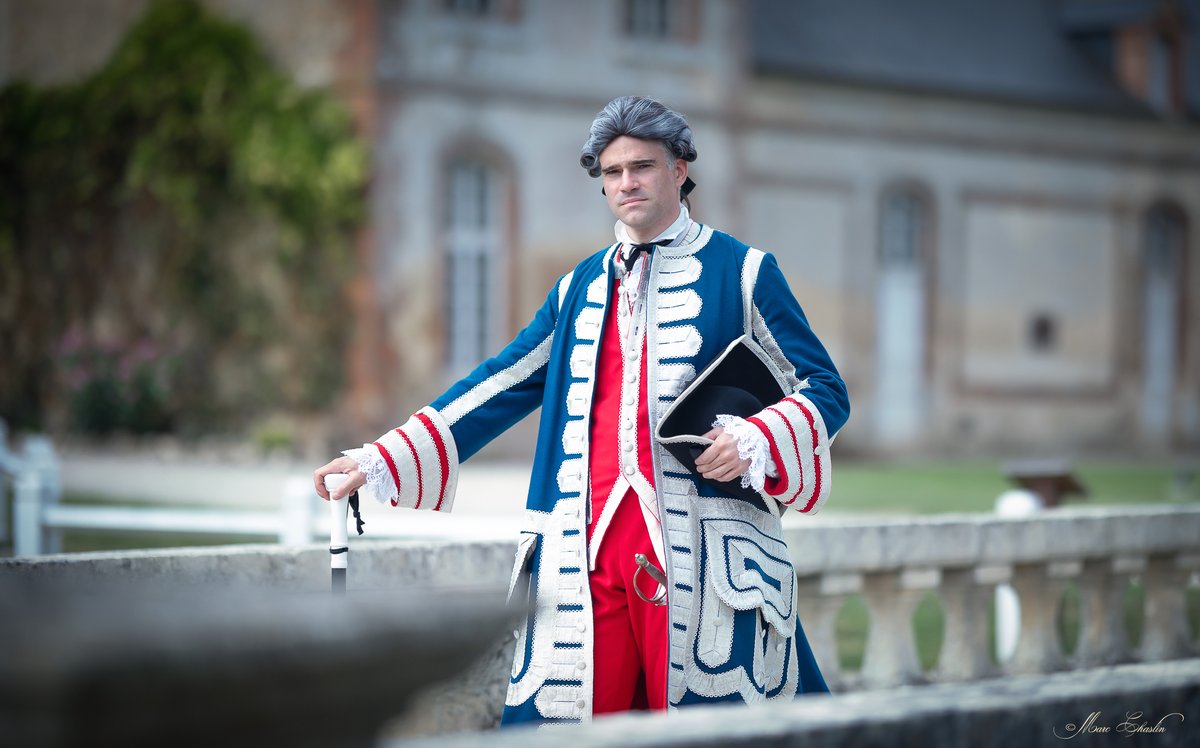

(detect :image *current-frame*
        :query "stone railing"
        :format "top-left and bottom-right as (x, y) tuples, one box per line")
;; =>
(0, 540), (520, 748)
(392, 658), (1200, 748)
(3, 506), (1197, 741)
(785, 505), (1200, 691)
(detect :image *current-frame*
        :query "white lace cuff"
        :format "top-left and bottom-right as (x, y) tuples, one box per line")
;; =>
(712, 414), (778, 492)
(341, 445), (394, 505)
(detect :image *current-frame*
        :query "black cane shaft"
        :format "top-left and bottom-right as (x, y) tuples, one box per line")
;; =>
(332, 567), (346, 595)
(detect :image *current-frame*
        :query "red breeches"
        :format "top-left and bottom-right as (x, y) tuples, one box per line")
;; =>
(589, 489), (668, 715)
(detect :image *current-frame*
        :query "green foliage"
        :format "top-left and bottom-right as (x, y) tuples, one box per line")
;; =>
(251, 420), (297, 456)
(59, 335), (177, 436)
(0, 0), (366, 434)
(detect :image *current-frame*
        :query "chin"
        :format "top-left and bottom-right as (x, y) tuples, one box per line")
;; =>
(620, 210), (652, 230)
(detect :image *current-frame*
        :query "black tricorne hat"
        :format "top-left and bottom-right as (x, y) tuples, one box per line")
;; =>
(655, 335), (786, 503)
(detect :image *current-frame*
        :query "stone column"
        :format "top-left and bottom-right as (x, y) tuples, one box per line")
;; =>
(860, 569), (927, 688)
(1074, 557), (1132, 667)
(1007, 562), (1071, 674)
(1140, 553), (1195, 661)
(936, 565), (1002, 681)
(796, 572), (858, 692)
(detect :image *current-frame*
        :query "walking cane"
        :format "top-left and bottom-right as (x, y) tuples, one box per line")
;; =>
(323, 475), (365, 595)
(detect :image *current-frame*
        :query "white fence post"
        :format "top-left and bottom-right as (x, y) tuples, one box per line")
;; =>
(26, 435), (62, 554)
(14, 469), (43, 556)
(280, 476), (314, 546)
(0, 469), (6, 546)
(0, 420), (12, 545)
(8, 433), (62, 557)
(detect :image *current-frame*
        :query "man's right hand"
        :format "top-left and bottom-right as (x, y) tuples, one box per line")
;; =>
(314, 456), (366, 501)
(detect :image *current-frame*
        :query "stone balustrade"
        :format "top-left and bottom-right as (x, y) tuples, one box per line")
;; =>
(392, 658), (1200, 748)
(0, 573), (515, 748)
(2, 505), (1198, 740)
(784, 505), (1200, 690)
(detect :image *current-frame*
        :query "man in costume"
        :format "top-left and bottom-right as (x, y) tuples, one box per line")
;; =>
(314, 96), (850, 725)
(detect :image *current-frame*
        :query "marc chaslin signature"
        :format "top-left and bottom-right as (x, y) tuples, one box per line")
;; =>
(1053, 711), (1185, 739)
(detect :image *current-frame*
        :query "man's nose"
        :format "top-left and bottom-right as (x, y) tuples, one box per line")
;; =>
(619, 169), (639, 192)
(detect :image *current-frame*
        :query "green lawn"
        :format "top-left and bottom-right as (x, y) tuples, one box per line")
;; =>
(56, 528), (273, 554)
(829, 460), (1199, 514)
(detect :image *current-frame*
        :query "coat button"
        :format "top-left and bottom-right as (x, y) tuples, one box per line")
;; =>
(576, 661), (587, 671)
(576, 699), (587, 710)
(577, 622), (587, 633)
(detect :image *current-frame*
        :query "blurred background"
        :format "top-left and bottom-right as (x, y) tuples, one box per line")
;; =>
(1, 0), (1198, 553)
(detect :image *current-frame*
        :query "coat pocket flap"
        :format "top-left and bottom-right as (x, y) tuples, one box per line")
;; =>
(701, 518), (796, 638)
(507, 531), (540, 603)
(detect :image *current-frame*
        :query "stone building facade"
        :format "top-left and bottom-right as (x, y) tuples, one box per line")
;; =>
(4, 0), (1198, 456)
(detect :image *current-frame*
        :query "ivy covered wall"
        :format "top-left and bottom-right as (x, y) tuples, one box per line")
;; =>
(0, 0), (368, 435)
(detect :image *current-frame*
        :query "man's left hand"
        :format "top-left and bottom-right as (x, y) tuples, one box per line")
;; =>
(694, 427), (751, 482)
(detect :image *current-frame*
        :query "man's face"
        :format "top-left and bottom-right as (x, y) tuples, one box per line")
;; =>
(599, 135), (687, 242)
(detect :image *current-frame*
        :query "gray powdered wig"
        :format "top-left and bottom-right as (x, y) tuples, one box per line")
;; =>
(579, 96), (697, 178)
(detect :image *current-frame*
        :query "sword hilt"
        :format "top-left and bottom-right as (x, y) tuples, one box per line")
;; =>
(633, 553), (668, 606)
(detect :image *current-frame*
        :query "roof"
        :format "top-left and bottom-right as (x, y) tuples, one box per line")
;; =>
(749, 0), (1150, 115)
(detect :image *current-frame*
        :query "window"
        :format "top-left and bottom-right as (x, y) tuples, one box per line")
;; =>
(1140, 204), (1187, 440)
(1146, 32), (1176, 114)
(880, 191), (924, 267)
(445, 160), (504, 373)
(441, 0), (520, 22)
(1114, 21), (1184, 115)
(626, 0), (670, 39)
(874, 187), (931, 445)
(1028, 312), (1058, 354)
(1145, 205), (1184, 277)
(622, 0), (697, 42)
(445, 0), (492, 17)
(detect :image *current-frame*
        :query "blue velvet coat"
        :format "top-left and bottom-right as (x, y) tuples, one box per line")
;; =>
(380, 224), (849, 725)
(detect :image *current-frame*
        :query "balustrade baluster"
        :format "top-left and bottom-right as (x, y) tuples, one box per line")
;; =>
(937, 565), (1002, 681)
(1140, 553), (1195, 661)
(860, 569), (927, 687)
(1008, 562), (1072, 674)
(797, 572), (859, 691)
(1074, 558), (1132, 666)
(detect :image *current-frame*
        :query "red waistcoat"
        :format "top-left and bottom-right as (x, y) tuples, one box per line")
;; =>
(587, 279), (656, 542)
